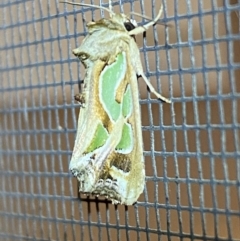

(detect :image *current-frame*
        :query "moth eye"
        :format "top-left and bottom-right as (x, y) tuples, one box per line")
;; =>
(124, 22), (136, 31)
(79, 53), (89, 60)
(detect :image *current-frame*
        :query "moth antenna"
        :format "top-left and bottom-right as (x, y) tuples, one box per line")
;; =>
(60, 1), (115, 17)
(128, 4), (164, 36)
(130, 11), (169, 27)
(133, 4), (163, 25)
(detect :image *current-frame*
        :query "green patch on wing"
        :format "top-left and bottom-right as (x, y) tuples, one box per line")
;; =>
(100, 52), (127, 122)
(116, 123), (133, 153)
(85, 123), (109, 153)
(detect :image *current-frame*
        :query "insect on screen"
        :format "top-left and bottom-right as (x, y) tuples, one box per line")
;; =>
(0, 0), (240, 241)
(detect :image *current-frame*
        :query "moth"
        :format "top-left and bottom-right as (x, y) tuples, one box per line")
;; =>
(63, 0), (171, 205)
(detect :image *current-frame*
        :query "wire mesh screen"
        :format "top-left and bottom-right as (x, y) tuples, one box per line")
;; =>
(1, 0), (240, 240)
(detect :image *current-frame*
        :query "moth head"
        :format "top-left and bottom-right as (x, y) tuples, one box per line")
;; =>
(112, 13), (138, 32)
(124, 18), (137, 31)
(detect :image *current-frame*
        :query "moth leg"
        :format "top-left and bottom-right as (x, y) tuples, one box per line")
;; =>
(74, 93), (86, 107)
(138, 71), (171, 103)
(128, 4), (163, 36)
(130, 44), (171, 103)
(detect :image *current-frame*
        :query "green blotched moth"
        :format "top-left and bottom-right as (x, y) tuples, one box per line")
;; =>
(63, 0), (171, 205)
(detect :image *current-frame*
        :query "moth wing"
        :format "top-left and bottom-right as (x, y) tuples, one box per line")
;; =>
(70, 20), (146, 205)
(93, 51), (145, 205)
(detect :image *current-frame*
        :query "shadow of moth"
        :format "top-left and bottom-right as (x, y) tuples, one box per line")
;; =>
(62, 0), (171, 205)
